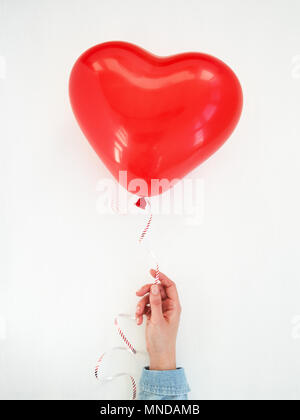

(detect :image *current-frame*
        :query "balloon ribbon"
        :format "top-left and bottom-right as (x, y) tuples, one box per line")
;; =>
(94, 198), (159, 399)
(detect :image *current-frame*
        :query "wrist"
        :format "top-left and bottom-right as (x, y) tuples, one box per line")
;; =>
(149, 350), (176, 371)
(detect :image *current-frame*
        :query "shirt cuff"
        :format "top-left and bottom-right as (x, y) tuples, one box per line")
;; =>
(139, 367), (190, 396)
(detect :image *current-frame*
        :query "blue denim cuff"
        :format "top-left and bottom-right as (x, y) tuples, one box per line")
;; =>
(139, 367), (190, 396)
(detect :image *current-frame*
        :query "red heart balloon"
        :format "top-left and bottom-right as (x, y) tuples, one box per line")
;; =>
(69, 41), (242, 197)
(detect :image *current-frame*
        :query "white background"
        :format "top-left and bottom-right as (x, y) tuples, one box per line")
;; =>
(1, 0), (300, 400)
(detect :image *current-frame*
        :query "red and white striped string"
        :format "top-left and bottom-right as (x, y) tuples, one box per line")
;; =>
(95, 197), (159, 400)
(137, 198), (160, 285)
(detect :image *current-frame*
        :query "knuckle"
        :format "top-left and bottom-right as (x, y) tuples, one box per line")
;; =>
(151, 317), (163, 326)
(152, 298), (161, 305)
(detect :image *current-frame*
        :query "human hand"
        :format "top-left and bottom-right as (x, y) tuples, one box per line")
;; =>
(135, 270), (181, 370)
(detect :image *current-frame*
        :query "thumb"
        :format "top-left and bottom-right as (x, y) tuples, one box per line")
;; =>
(149, 284), (163, 324)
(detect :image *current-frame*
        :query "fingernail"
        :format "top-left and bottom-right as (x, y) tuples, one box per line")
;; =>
(136, 305), (141, 313)
(151, 285), (159, 295)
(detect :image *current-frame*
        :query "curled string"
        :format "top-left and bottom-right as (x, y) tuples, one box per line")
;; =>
(95, 197), (159, 399)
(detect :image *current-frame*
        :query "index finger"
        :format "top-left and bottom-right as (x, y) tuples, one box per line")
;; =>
(136, 283), (167, 300)
(150, 269), (180, 303)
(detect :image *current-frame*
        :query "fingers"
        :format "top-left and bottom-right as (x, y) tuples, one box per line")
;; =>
(150, 269), (180, 306)
(136, 271), (177, 325)
(136, 283), (152, 296)
(149, 284), (163, 324)
(136, 283), (167, 300)
(135, 295), (149, 325)
(136, 293), (175, 325)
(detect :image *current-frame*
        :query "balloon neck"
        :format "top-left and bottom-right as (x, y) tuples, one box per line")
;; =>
(135, 197), (147, 210)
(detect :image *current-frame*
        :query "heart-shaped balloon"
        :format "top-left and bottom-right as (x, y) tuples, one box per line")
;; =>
(69, 41), (242, 196)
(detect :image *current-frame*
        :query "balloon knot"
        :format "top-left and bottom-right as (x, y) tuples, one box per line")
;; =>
(135, 197), (147, 210)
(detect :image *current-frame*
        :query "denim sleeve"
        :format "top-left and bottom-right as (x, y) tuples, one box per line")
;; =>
(138, 367), (190, 400)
